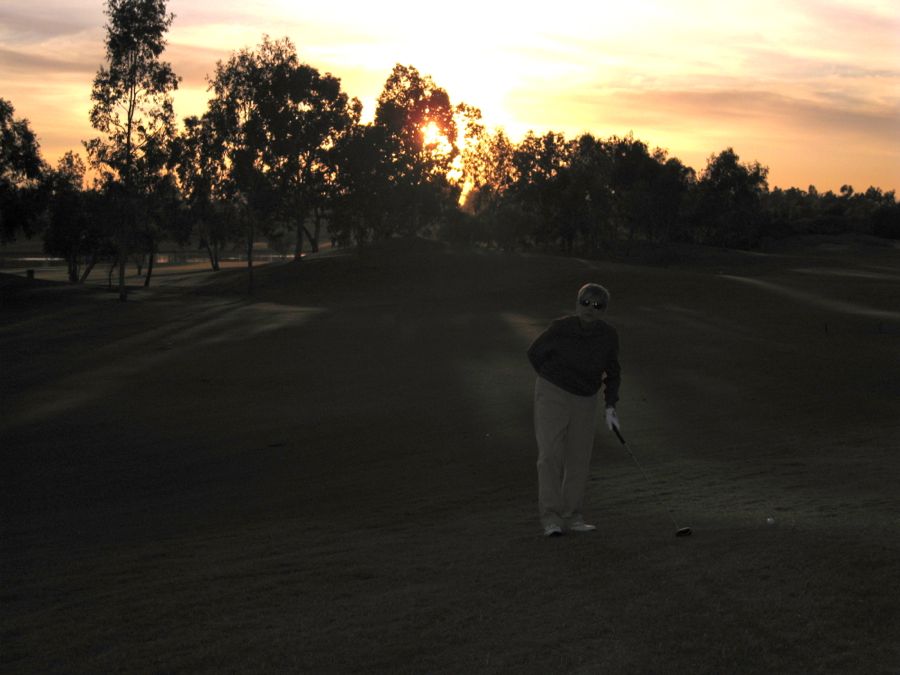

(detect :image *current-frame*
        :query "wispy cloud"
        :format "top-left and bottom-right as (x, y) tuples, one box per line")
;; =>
(0, 5), (96, 44)
(591, 89), (900, 141)
(0, 46), (98, 76)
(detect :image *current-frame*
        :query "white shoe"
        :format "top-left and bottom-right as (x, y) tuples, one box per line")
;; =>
(569, 521), (596, 533)
(543, 523), (563, 537)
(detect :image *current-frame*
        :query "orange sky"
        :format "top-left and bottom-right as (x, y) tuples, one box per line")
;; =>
(2, 0), (898, 192)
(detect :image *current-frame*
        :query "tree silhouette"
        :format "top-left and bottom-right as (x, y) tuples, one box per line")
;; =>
(267, 56), (360, 259)
(604, 136), (694, 251)
(330, 123), (395, 246)
(23, 28), (899, 270)
(172, 115), (234, 270)
(205, 37), (357, 286)
(42, 152), (115, 282)
(694, 148), (769, 248)
(0, 99), (44, 243)
(460, 123), (515, 216)
(507, 131), (569, 248)
(561, 133), (612, 252)
(85, 0), (180, 300)
(374, 64), (460, 237)
(206, 36), (286, 291)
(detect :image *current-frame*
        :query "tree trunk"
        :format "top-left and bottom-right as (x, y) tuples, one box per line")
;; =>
(205, 241), (220, 271)
(80, 254), (98, 283)
(294, 208), (309, 261)
(143, 243), (155, 287)
(117, 237), (127, 301)
(246, 226), (254, 294)
(303, 225), (317, 253)
(312, 207), (325, 252)
(294, 221), (304, 261)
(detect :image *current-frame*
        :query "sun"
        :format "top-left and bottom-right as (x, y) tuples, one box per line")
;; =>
(421, 120), (452, 154)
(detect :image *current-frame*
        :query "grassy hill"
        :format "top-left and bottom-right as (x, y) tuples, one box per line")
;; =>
(2, 239), (898, 672)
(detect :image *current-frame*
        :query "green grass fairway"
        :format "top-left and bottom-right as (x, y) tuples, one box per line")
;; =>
(2, 238), (899, 673)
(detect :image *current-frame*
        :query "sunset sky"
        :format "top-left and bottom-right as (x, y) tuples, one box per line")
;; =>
(1, 0), (898, 192)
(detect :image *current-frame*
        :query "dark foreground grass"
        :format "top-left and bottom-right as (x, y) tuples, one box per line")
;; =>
(2, 238), (899, 673)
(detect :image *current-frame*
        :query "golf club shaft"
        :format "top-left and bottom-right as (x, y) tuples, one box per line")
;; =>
(612, 426), (683, 531)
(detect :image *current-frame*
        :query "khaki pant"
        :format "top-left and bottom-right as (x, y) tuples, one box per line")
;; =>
(534, 376), (599, 528)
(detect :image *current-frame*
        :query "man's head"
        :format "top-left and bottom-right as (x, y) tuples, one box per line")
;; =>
(575, 283), (610, 325)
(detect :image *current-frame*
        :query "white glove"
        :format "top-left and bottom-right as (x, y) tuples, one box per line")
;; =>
(605, 407), (620, 431)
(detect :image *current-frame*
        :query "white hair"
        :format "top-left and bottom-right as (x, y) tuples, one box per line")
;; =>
(577, 283), (610, 305)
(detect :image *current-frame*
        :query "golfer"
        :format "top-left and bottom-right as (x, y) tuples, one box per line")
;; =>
(527, 283), (621, 537)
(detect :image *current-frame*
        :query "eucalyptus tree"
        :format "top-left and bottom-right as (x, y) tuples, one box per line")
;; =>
(870, 196), (900, 239)
(173, 114), (233, 270)
(373, 64), (460, 237)
(206, 37), (358, 287)
(43, 152), (89, 282)
(694, 147), (769, 248)
(0, 98), (44, 243)
(206, 37), (283, 291)
(646, 152), (694, 244)
(459, 117), (515, 212)
(42, 152), (116, 282)
(141, 167), (189, 286)
(272, 61), (360, 259)
(204, 36), (344, 289)
(328, 123), (388, 246)
(506, 131), (570, 248)
(85, 0), (180, 300)
(553, 133), (613, 253)
(600, 134), (651, 247)
(134, 122), (187, 286)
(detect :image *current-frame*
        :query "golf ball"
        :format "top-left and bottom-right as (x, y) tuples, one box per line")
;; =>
(766, 516), (775, 525)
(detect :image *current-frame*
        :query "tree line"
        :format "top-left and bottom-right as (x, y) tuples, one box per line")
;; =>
(2, 0), (898, 299)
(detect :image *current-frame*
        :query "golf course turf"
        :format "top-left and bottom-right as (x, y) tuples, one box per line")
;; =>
(2, 237), (898, 673)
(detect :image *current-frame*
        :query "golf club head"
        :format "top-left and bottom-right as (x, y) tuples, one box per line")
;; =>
(614, 426), (691, 539)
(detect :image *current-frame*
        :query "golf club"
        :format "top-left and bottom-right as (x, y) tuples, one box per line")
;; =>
(612, 426), (692, 537)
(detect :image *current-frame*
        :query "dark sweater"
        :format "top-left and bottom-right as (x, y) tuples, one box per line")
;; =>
(527, 316), (621, 405)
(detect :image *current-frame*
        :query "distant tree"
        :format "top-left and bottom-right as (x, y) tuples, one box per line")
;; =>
(840, 185), (897, 235)
(206, 37), (355, 287)
(870, 197), (900, 239)
(648, 152), (695, 244)
(760, 184), (899, 240)
(173, 114), (234, 270)
(42, 152), (115, 282)
(693, 148), (768, 248)
(762, 187), (816, 238)
(0, 99), (44, 242)
(134, 120), (187, 286)
(85, 0), (180, 300)
(270, 58), (360, 259)
(557, 133), (613, 253)
(460, 123), (534, 250)
(507, 131), (570, 249)
(373, 64), (460, 237)
(143, 169), (189, 285)
(330, 123), (393, 246)
(460, 123), (516, 224)
(206, 37), (284, 291)
(603, 134), (695, 251)
(43, 151), (88, 281)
